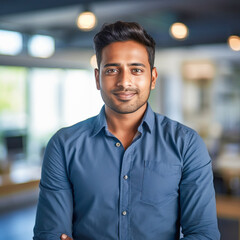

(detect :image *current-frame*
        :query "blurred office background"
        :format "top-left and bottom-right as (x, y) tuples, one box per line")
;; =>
(0, 0), (239, 239)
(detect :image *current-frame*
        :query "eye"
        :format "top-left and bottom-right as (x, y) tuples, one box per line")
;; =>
(105, 68), (119, 75)
(132, 68), (143, 74)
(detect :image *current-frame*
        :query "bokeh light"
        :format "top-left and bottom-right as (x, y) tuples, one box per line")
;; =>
(228, 35), (240, 51)
(0, 30), (22, 55)
(77, 11), (97, 31)
(170, 22), (189, 40)
(28, 35), (55, 58)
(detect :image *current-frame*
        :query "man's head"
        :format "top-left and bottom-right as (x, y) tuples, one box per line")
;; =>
(94, 21), (157, 115)
(94, 21), (155, 70)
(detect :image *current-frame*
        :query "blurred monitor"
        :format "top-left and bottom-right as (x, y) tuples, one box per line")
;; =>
(3, 131), (26, 161)
(5, 135), (24, 153)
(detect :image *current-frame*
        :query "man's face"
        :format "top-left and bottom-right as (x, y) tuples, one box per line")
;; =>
(95, 40), (157, 114)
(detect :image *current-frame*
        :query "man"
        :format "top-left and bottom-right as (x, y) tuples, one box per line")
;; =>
(33, 21), (220, 240)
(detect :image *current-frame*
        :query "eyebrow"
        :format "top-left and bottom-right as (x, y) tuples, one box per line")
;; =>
(103, 63), (120, 68)
(129, 63), (146, 68)
(103, 63), (146, 68)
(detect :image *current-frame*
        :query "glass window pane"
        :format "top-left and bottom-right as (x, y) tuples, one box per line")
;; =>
(63, 70), (103, 126)
(0, 66), (27, 130)
(29, 68), (62, 139)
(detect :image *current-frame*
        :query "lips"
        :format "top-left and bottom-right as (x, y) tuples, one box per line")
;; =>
(113, 91), (136, 101)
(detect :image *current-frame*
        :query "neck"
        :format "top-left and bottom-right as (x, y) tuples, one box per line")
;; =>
(105, 104), (147, 132)
(104, 104), (147, 149)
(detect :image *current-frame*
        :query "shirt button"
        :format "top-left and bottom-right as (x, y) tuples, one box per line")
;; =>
(122, 210), (127, 216)
(123, 175), (128, 180)
(115, 142), (121, 147)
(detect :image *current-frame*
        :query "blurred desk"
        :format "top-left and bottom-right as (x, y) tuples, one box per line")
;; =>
(216, 195), (240, 219)
(0, 165), (40, 212)
(0, 174), (40, 197)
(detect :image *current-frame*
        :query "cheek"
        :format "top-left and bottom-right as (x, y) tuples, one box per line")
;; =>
(135, 75), (151, 88)
(101, 75), (117, 87)
(100, 79), (114, 91)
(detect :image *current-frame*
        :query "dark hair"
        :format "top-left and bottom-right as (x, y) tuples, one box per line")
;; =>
(93, 21), (155, 69)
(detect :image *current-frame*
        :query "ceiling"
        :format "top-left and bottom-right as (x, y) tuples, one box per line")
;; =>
(0, 0), (240, 51)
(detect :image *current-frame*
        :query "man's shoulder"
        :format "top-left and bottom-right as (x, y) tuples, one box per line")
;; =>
(154, 112), (197, 138)
(55, 115), (98, 141)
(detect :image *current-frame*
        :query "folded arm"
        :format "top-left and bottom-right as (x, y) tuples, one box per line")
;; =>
(33, 131), (73, 240)
(180, 131), (220, 240)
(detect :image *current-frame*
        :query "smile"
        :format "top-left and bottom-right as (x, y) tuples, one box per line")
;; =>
(113, 92), (136, 101)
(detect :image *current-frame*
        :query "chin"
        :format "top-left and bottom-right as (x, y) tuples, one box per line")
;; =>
(108, 102), (147, 114)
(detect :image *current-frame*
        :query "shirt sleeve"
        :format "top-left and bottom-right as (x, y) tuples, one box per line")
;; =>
(33, 131), (73, 240)
(179, 130), (220, 240)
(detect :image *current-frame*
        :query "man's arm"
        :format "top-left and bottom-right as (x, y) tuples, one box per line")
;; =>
(179, 131), (220, 240)
(33, 131), (73, 240)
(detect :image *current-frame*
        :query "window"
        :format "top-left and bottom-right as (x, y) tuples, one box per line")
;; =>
(0, 66), (103, 164)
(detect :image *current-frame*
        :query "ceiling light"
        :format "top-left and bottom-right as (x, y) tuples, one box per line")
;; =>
(77, 11), (97, 31)
(0, 30), (22, 55)
(228, 35), (240, 51)
(90, 54), (97, 68)
(169, 22), (189, 40)
(28, 35), (55, 58)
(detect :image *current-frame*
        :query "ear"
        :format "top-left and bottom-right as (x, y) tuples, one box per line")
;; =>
(151, 67), (158, 90)
(95, 68), (100, 90)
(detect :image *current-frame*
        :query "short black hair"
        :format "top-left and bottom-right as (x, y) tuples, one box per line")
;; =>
(93, 21), (155, 69)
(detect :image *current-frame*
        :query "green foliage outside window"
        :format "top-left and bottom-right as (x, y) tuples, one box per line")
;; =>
(0, 66), (27, 114)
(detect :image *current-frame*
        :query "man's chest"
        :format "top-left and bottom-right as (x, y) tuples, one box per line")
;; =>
(67, 137), (182, 206)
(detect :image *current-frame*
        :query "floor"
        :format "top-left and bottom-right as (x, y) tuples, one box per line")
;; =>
(0, 204), (37, 240)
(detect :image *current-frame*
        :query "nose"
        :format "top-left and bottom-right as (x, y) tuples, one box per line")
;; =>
(116, 68), (132, 88)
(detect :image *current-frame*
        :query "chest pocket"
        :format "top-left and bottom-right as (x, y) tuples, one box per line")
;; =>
(141, 160), (182, 205)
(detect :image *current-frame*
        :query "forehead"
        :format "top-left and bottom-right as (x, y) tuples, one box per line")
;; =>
(100, 40), (149, 65)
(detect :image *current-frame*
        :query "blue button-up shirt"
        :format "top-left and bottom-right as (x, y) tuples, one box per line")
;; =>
(34, 104), (220, 240)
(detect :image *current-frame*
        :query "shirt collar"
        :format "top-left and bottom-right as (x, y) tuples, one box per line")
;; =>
(91, 105), (108, 137)
(138, 103), (154, 134)
(91, 103), (155, 137)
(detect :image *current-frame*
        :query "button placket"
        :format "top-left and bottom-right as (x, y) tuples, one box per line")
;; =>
(119, 146), (135, 239)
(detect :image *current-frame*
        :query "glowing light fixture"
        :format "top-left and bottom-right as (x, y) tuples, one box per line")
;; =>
(228, 35), (240, 51)
(170, 22), (189, 40)
(90, 54), (97, 68)
(28, 35), (55, 58)
(0, 30), (22, 55)
(77, 11), (97, 31)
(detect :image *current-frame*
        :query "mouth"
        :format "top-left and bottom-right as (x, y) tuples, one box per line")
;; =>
(113, 92), (137, 101)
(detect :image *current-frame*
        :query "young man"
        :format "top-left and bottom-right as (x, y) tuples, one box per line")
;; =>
(33, 21), (220, 240)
